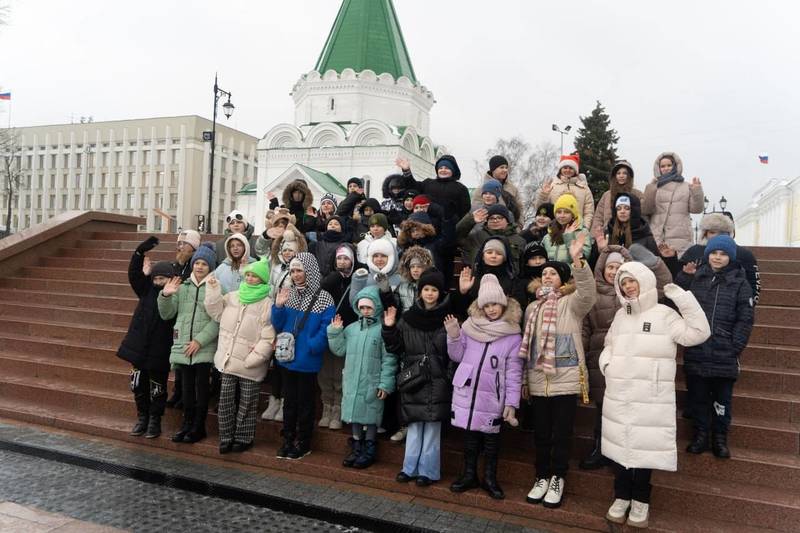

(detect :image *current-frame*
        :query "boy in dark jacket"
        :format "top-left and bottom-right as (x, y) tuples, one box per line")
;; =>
(677, 235), (754, 459)
(117, 236), (176, 439)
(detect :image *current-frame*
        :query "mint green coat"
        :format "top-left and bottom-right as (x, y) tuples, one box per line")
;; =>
(327, 286), (396, 426)
(157, 276), (219, 366)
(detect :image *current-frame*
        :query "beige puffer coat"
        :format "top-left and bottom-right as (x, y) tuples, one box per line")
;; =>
(205, 281), (276, 382)
(641, 152), (704, 255)
(523, 262), (597, 397)
(599, 262), (710, 471)
(536, 175), (595, 229)
(591, 161), (643, 235)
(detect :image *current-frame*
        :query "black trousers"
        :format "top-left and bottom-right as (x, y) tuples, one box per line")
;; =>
(132, 367), (168, 417)
(686, 374), (735, 434)
(612, 462), (653, 503)
(281, 367), (317, 443)
(268, 360), (283, 398)
(177, 363), (212, 417)
(532, 394), (578, 479)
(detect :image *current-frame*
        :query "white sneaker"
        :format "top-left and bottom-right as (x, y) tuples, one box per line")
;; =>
(626, 500), (649, 528)
(606, 498), (631, 524)
(261, 395), (280, 421)
(318, 404), (331, 427)
(525, 477), (550, 504)
(390, 427), (407, 442)
(377, 426), (387, 434)
(328, 406), (342, 430)
(273, 398), (284, 422)
(542, 476), (564, 508)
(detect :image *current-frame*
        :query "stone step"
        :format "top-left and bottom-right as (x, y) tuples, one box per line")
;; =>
(0, 332), (124, 368)
(39, 256), (131, 271)
(0, 277), (131, 298)
(0, 393), (795, 532)
(0, 317), (125, 349)
(58, 247), (177, 261)
(0, 301), (133, 329)
(0, 288), (137, 313)
(75, 238), (216, 251)
(758, 259), (800, 275)
(760, 272), (800, 290)
(742, 343), (800, 370)
(751, 247), (800, 261)
(758, 289), (800, 308)
(23, 266), (130, 284)
(676, 363), (800, 395)
(750, 324), (800, 346)
(755, 305), (800, 327)
(89, 231), (223, 241)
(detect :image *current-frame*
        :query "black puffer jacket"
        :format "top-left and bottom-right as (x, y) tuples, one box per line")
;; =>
(677, 263), (755, 379)
(117, 252), (175, 373)
(382, 296), (452, 424)
(420, 155), (471, 221)
(311, 229), (348, 278)
(680, 244), (761, 305)
(320, 243), (359, 327)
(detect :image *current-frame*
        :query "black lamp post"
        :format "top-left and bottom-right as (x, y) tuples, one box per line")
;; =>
(719, 195), (728, 212)
(552, 124), (572, 155)
(206, 74), (235, 234)
(703, 195), (709, 214)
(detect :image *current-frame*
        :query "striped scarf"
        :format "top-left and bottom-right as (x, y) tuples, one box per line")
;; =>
(519, 286), (562, 375)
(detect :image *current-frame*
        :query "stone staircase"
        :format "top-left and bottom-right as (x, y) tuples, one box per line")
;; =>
(0, 232), (798, 532)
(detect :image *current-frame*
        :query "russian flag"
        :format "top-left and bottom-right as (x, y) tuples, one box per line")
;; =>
(758, 153), (768, 164)
(0, 92), (10, 101)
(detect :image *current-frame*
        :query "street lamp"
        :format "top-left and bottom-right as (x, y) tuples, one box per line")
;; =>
(205, 73), (234, 234)
(719, 195), (728, 212)
(703, 195), (709, 214)
(552, 124), (572, 155)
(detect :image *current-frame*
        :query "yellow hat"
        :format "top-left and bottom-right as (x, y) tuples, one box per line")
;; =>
(554, 193), (580, 225)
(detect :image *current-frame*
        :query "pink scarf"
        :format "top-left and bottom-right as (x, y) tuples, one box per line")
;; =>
(519, 286), (562, 375)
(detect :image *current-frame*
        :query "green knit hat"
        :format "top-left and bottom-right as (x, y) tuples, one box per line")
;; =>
(243, 257), (270, 283)
(368, 213), (389, 231)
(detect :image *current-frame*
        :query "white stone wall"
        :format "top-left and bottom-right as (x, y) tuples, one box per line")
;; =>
(735, 176), (800, 246)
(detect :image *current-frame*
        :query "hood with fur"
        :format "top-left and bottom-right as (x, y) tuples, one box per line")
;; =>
(398, 246), (434, 282)
(270, 223), (307, 264)
(398, 217), (437, 247)
(652, 151), (684, 178)
(466, 296), (522, 325)
(282, 179), (313, 210)
(527, 276), (577, 298)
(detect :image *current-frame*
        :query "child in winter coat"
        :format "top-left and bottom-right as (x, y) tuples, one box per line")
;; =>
(591, 160), (644, 236)
(205, 258), (276, 454)
(542, 193), (593, 263)
(599, 262), (710, 528)
(214, 234), (257, 293)
(312, 215), (348, 277)
(391, 246), (434, 313)
(521, 203), (554, 244)
(158, 242), (220, 444)
(520, 233), (596, 509)
(327, 286), (397, 469)
(457, 203), (526, 275)
(536, 154), (595, 229)
(397, 212), (449, 274)
(446, 274), (523, 500)
(382, 269), (452, 485)
(356, 213), (397, 265)
(350, 238), (402, 305)
(117, 236), (176, 439)
(677, 235), (754, 459)
(456, 236), (527, 317)
(605, 194), (659, 256)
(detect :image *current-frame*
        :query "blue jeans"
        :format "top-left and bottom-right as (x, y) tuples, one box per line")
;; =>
(402, 421), (442, 480)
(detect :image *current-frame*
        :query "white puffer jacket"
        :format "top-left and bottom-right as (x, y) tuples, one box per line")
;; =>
(599, 262), (710, 471)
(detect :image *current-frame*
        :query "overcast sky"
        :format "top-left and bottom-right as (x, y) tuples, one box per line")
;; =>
(1, 0), (798, 216)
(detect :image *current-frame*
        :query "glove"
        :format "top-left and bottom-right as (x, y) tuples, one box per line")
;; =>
(375, 273), (390, 292)
(629, 243), (658, 268)
(663, 283), (684, 301)
(136, 236), (160, 255)
(354, 268), (369, 278)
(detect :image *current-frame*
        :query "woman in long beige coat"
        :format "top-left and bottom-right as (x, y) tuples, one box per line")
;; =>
(641, 152), (704, 255)
(536, 155), (595, 229)
(590, 160), (644, 236)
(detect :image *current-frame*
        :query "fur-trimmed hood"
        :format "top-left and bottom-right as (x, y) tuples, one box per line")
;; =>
(608, 160), (636, 198)
(398, 245), (433, 282)
(266, 208), (297, 240)
(270, 223), (307, 264)
(398, 217), (436, 247)
(527, 276), (577, 297)
(467, 296), (522, 325)
(653, 151), (684, 178)
(282, 179), (313, 210)
(699, 212), (735, 243)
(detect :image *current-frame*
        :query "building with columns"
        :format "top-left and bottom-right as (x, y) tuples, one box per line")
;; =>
(736, 176), (800, 246)
(241, 0), (445, 233)
(0, 115), (258, 233)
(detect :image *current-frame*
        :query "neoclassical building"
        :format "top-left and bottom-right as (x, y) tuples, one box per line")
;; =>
(736, 176), (800, 246)
(239, 0), (445, 232)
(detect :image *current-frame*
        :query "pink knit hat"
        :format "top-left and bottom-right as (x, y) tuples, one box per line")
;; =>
(477, 274), (507, 308)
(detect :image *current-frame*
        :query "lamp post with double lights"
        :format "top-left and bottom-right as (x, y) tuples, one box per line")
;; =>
(552, 124), (572, 155)
(205, 74), (235, 234)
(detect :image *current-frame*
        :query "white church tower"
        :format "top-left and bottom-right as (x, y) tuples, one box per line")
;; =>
(241, 0), (444, 231)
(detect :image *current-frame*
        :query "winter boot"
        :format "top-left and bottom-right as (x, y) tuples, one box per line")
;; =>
(579, 433), (607, 470)
(712, 433), (731, 459)
(166, 374), (182, 408)
(328, 405), (342, 430)
(481, 434), (504, 499)
(273, 398), (284, 422)
(130, 412), (149, 437)
(353, 440), (377, 469)
(343, 438), (363, 467)
(171, 408), (193, 443)
(276, 432), (295, 459)
(288, 439), (311, 460)
(183, 409), (207, 443)
(130, 389), (150, 436)
(318, 404), (331, 428)
(144, 415), (161, 439)
(542, 476), (565, 508)
(686, 430), (710, 454)
(450, 432), (481, 493)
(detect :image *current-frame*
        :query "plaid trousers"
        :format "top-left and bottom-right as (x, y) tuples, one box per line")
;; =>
(218, 373), (262, 446)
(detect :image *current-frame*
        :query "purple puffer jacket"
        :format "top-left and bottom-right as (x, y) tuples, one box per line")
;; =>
(448, 301), (524, 434)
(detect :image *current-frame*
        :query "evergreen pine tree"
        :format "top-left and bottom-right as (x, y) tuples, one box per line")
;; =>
(574, 101), (619, 203)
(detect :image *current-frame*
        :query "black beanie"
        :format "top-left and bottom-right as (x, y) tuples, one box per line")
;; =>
(523, 241), (548, 262)
(536, 203), (555, 220)
(487, 204), (512, 223)
(151, 261), (175, 278)
(489, 155), (509, 174)
(542, 261), (572, 285)
(417, 268), (445, 295)
(347, 177), (363, 189)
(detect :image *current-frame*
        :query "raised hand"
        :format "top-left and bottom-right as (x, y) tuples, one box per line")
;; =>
(275, 287), (290, 307)
(267, 191), (276, 200)
(566, 219), (580, 234)
(136, 235), (159, 255)
(458, 266), (475, 295)
(161, 276), (182, 297)
(682, 261), (698, 275)
(206, 275), (218, 288)
(595, 231), (608, 252)
(663, 283), (684, 301)
(395, 156), (410, 172)
(658, 242), (676, 258)
(142, 256), (153, 276)
(569, 231), (587, 265)
(690, 177), (702, 189)
(383, 307), (397, 327)
(541, 179), (554, 195)
(443, 314), (460, 338)
(473, 208), (488, 223)
(330, 314), (344, 329)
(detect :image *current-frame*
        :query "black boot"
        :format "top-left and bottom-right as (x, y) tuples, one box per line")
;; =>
(144, 415), (161, 439)
(276, 432), (295, 459)
(450, 432), (481, 493)
(183, 408), (207, 443)
(481, 434), (504, 499)
(343, 438), (363, 467)
(172, 408), (193, 443)
(130, 389), (150, 436)
(579, 433), (607, 470)
(166, 373), (182, 408)
(130, 412), (149, 437)
(686, 429), (710, 454)
(712, 433), (731, 459)
(353, 440), (376, 469)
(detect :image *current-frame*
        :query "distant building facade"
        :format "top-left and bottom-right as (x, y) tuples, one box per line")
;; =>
(736, 176), (800, 247)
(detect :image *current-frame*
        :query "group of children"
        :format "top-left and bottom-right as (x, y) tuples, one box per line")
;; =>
(115, 151), (756, 529)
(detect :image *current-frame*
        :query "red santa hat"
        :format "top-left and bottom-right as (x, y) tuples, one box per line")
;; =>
(558, 154), (580, 173)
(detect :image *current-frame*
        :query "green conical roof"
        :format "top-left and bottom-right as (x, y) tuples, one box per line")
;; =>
(315, 0), (417, 83)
